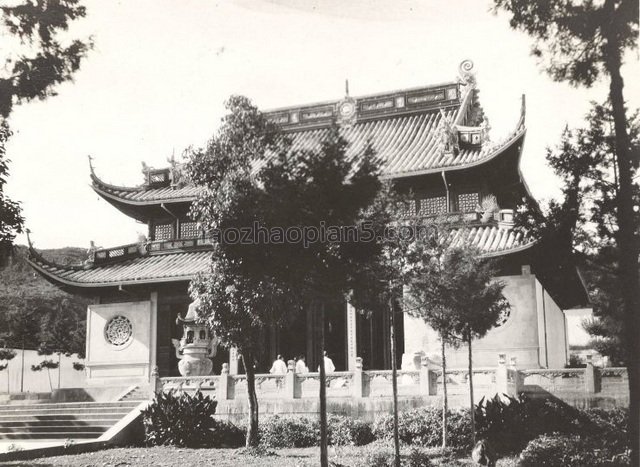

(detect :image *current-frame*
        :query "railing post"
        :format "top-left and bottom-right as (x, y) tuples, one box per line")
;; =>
(352, 357), (364, 398)
(584, 354), (597, 393)
(150, 365), (160, 399)
(509, 356), (521, 396)
(218, 363), (230, 400)
(496, 353), (508, 396)
(420, 356), (436, 396)
(285, 360), (296, 399)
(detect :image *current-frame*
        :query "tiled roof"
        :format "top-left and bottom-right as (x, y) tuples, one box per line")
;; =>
(26, 249), (212, 288)
(26, 223), (534, 289)
(449, 224), (534, 257)
(90, 174), (201, 204)
(90, 82), (526, 204)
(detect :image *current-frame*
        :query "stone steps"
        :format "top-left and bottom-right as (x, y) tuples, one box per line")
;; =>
(0, 400), (141, 440)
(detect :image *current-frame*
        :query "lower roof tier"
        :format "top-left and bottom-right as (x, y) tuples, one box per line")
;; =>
(26, 222), (535, 290)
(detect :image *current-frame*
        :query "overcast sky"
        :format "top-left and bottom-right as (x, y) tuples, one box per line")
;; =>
(5, 0), (639, 249)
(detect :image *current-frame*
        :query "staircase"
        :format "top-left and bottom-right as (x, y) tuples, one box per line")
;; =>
(0, 400), (142, 441)
(118, 386), (150, 402)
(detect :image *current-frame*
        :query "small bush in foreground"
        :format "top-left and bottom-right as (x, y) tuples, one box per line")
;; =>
(210, 419), (246, 447)
(328, 414), (374, 446)
(372, 407), (472, 450)
(141, 390), (218, 447)
(518, 434), (630, 467)
(259, 415), (319, 448)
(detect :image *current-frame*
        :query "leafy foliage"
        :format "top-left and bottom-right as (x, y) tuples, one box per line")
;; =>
(519, 434), (630, 466)
(0, 123), (23, 260)
(492, 0), (638, 87)
(0, 0), (93, 118)
(141, 390), (219, 448)
(475, 393), (628, 455)
(372, 408), (473, 451)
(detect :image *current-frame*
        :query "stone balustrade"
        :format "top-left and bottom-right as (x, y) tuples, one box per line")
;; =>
(154, 355), (629, 408)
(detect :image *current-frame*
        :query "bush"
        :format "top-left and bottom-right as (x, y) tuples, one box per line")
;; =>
(259, 415), (319, 448)
(475, 393), (629, 455)
(354, 442), (396, 467)
(210, 419), (246, 448)
(372, 408), (472, 450)
(518, 434), (630, 466)
(406, 447), (434, 467)
(328, 414), (374, 446)
(141, 390), (218, 447)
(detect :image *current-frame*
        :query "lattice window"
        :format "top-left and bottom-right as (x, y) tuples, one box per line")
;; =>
(104, 316), (133, 347)
(109, 248), (125, 258)
(457, 192), (479, 213)
(179, 221), (199, 239)
(418, 196), (447, 216)
(154, 223), (174, 241)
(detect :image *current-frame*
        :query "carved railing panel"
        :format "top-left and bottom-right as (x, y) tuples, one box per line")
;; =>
(521, 369), (585, 392)
(254, 375), (286, 398)
(160, 376), (217, 394)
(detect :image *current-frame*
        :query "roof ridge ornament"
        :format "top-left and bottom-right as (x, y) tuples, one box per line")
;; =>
(438, 109), (459, 157)
(458, 59), (476, 89)
(337, 79), (357, 128)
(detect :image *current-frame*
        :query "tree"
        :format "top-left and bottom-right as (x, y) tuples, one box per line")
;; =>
(493, 1), (640, 461)
(432, 246), (508, 444)
(0, 347), (17, 393)
(30, 359), (58, 392)
(269, 129), (382, 467)
(404, 218), (465, 449)
(187, 95), (303, 448)
(34, 299), (85, 389)
(0, 0), (92, 261)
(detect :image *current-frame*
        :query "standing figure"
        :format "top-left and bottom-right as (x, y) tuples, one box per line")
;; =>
(295, 355), (309, 374)
(269, 354), (287, 374)
(321, 351), (335, 373)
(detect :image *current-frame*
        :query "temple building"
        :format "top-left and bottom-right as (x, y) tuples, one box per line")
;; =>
(27, 63), (587, 388)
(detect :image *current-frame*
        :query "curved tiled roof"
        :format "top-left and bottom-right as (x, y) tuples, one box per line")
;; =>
(91, 83), (526, 205)
(26, 249), (212, 288)
(26, 222), (534, 289)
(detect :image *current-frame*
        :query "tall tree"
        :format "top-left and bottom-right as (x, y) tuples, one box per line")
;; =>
(187, 95), (297, 448)
(432, 246), (508, 444)
(0, 0), (92, 261)
(493, 1), (640, 461)
(404, 218), (465, 449)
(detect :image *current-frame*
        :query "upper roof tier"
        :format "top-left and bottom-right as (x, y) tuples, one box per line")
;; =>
(90, 73), (527, 217)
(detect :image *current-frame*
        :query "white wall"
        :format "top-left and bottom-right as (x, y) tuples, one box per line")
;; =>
(0, 349), (85, 394)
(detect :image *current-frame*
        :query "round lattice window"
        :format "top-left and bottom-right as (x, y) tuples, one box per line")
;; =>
(104, 316), (133, 347)
(495, 308), (511, 327)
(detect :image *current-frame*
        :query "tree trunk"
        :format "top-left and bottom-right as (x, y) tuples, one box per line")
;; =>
(46, 368), (52, 392)
(441, 337), (448, 449)
(467, 335), (476, 446)
(389, 296), (400, 467)
(319, 302), (328, 467)
(602, 8), (640, 463)
(20, 340), (24, 393)
(242, 352), (259, 448)
(57, 353), (61, 389)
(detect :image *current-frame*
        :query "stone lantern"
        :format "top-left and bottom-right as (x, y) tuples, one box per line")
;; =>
(171, 298), (220, 376)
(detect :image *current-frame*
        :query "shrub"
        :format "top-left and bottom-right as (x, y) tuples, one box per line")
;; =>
(518, 434), (630, 466)
(259, 415), (319, 448)
(141, 390), (218, 447)
(355, 442), (395, 467)
(328, 414), (374, 446)
(475, 393), (629, 455)
(372, 408), (472, 450)
(210, 419), (246, 448)
(406, 447), (434, 467)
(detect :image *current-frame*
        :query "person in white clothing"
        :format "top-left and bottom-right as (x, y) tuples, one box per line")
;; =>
(269, 354), (287, 374)
(295, 355), (308, 374)
(320, 351), (335, 373)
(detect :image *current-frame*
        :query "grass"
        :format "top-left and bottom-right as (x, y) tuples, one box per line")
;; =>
(0, 445), (519, 467)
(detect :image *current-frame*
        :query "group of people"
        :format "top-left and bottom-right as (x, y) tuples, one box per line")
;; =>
(269, 351), (335, 375)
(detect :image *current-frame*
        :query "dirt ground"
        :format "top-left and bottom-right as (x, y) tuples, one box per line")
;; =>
(0, 445), (519, 467)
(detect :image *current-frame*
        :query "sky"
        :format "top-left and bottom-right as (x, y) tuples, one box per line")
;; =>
(5, 0), (639, 249)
